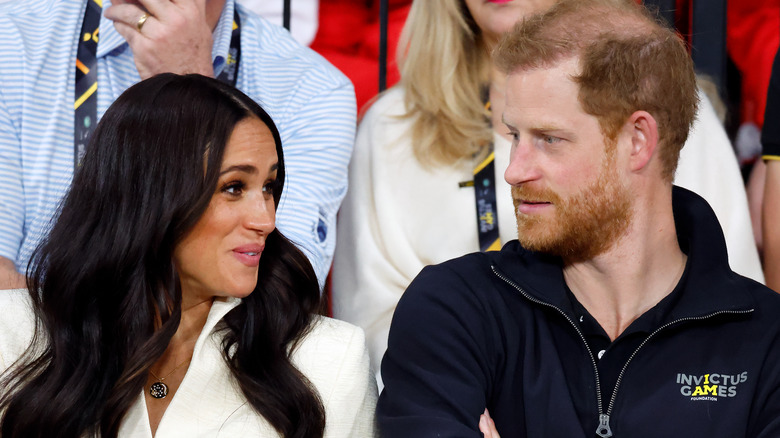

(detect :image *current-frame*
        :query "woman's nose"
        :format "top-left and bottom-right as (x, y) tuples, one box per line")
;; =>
(244, 197), (276, 234)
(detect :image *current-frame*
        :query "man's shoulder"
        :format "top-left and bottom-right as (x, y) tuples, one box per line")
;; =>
(739, 277), (780, 325)
(0, 0), (79, 66)
(415, 251), (499, 286)
(0, 0), (76, 23)
(402, 242), (533, 306)
(0, 0), (51, 17)
(236, 5), (350, 89)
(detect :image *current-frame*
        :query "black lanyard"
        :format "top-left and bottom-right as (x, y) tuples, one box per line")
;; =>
(459, 88), (501, 252)
(75, 3), (242, 167)
(473, 140), (501, 252)
(74, 0), (101, 168)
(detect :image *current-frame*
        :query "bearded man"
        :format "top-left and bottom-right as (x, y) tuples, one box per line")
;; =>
(377, 1), (780, 437)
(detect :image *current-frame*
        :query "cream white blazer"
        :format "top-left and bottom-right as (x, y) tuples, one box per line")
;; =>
(0, 289), (378, 437)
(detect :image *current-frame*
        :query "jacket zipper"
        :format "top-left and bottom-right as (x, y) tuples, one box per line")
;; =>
(491, 265), (754, 438)
(491, 267), (607, 435)
(603, 309), (754, 435)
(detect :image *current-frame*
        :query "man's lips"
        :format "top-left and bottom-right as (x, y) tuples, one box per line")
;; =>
(515, 200), (552, 214)
(232, 244), (264, 267)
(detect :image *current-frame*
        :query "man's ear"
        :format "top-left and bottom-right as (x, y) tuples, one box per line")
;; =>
(624, 110), (659, 173)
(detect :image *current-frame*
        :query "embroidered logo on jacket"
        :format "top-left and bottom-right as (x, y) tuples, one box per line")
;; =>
(676, 372), (748, 401)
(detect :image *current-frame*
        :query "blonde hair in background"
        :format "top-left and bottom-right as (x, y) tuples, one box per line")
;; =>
(396, 0), (493, 167)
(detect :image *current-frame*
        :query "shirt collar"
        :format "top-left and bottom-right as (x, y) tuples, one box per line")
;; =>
(211, 0), (236, 77)
(197, 296), (242, 347)
(96, 0), (236, 74)
(97, 0), (125, 58)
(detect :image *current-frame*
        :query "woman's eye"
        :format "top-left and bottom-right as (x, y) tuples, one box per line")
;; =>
(222, 181), (245, 196)
(263, 180), (280, 195)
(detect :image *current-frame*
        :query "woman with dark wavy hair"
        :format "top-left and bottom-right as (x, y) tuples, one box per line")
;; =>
(0, 73), (377, 438)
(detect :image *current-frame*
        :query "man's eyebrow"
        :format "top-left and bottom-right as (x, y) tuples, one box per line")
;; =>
(501, 116), (516, 129)
(531, 124), (568, 133)
(500, 117), (566, 133)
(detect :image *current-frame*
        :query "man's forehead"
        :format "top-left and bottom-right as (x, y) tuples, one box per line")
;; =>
(502, 58), (584, 125)
(506, 55), (581, 87)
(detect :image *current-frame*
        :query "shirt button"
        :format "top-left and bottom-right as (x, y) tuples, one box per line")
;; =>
(598, 350), (606, 359)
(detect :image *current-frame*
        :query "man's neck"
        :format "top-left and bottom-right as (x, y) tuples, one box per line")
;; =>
(562, 189), (686, 341)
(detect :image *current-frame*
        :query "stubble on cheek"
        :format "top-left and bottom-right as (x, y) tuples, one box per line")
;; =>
(512, 166), (632, 262)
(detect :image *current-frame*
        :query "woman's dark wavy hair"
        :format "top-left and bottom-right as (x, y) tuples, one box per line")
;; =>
(0, 73), (325, 438)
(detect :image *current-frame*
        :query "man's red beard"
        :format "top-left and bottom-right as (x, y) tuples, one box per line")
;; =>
(512, 146), (632, 262)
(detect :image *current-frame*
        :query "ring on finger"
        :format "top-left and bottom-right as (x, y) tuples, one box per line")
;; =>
(136, 13), (149, 32)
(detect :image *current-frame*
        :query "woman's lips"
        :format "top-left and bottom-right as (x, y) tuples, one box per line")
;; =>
(232, 245), (264, 267)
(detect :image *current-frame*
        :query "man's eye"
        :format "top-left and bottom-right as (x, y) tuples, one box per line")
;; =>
(543, 135), (560, 144)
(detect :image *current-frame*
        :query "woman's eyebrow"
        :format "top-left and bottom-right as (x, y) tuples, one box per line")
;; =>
(219, 164), (257, 176)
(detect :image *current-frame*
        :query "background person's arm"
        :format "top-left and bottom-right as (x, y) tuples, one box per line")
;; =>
(764, 160), (780, 290)
(272, 77), (355, 290)
(762, 49), (780, 292)
(0, 76), (25, 289)
(0, 256), (24, 290)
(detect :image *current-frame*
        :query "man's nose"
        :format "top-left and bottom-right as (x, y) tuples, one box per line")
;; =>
(504, 139), (542, 186)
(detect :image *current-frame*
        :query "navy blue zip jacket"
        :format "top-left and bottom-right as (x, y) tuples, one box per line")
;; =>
(378, 187), (780, 437)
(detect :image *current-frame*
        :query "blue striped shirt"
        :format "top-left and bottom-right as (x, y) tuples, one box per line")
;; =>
(0, 0), (356, 288)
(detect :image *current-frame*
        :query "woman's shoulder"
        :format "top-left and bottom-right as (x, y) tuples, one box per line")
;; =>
(293, 316), (378, 436)
(292, 316), (374, 394)
(361, 86), (408, 123)
(355, 87), (415, 159)
(295, 316), (368, 362)
(0, 289), (37, 371)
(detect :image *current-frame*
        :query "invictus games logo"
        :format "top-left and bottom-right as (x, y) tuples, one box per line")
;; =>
(676, 372), (748, 401)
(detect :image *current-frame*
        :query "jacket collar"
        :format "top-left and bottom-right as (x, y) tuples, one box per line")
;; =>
(492, 186), (755, 322)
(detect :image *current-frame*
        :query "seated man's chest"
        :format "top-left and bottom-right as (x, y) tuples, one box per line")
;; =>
(490, 309), (763, 438)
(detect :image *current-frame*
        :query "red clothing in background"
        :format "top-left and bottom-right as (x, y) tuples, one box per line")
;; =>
(728, 0), (780, 127)
(311, 0), (411, 111)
